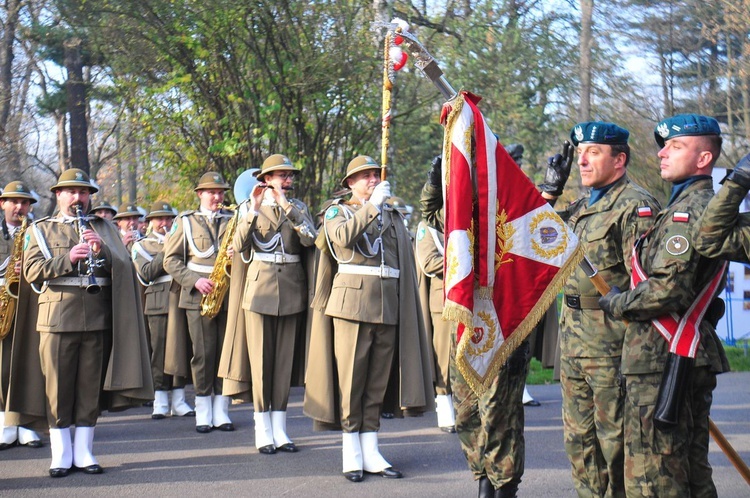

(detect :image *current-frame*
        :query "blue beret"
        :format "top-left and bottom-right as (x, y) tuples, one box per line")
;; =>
(570, 122), (629, 147)
(654, 114), (720, 147)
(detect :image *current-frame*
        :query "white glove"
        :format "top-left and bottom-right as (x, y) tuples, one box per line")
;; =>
(369, 181), (391, 208)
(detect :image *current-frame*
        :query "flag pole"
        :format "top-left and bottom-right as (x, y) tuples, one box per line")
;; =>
(381, 31), (394, 181)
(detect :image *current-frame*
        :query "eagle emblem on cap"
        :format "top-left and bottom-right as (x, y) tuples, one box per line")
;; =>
(574, 126), (584, 142)
(15, 184), (24, 192)
(213, 174), (220, 182)
(163, 204), (169, 209)
(75, 172), (83, 180)
(657, 123), (670, 138)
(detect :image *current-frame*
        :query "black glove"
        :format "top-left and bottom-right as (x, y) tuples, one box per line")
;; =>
(726, 152), (750, 190)
(704, 297), (725, 328)
(539, 140), (574, 196)
(598, 286), (621, 317)
(427, 155), (442, 187)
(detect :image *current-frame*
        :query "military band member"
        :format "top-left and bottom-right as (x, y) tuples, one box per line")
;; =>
(540, 122), (660, 498)
(90, 201), (117, 221)
(113, 203), (142, 249)
(421, 155), (529, 498)
(163, 172), (234, 433)
(132, 201), (195, 420)
(23, 168), (153, 477)
(229, 154), (316, 454)
(304, 155), (434, 483)
(0, 181), (42, 450)
(694, 151), (750, 262)
(415, 220), (455, 433)
(599, 115), (728, 497)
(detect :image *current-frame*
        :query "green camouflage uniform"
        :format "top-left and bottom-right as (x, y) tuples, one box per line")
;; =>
(694, 178), (750, 262)
(421, 180), (526, 492)
(604, 178), (729, 498)
(557, 175), (660, 498)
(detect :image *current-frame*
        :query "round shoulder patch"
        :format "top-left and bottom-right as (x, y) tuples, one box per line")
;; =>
(417, 225), (426, 240)
(665, 235), (689, 256)
(325, 206), (339, 220)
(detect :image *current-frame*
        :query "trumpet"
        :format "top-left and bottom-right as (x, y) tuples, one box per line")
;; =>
(74, 205), (105, 294)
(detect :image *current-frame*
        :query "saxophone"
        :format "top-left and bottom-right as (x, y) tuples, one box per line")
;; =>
(0, 215), (28, 340)
(200, 205), (238, 318)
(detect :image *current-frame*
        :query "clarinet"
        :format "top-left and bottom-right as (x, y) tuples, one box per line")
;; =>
(74, 205), (103, 294)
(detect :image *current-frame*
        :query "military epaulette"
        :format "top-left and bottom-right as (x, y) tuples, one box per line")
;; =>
(178, 210), (195, 218)
(637, 206), (653, 217)
(673, 212), (690, 223)
(31, 216), (51, 225)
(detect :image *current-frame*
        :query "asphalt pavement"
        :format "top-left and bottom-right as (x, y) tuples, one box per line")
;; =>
(1, 372), (749, 497)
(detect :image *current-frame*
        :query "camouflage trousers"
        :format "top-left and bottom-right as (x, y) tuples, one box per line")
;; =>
(451, 339), (528, 489)
(560, 356), (625, 498)
(623, 367), (717, 498)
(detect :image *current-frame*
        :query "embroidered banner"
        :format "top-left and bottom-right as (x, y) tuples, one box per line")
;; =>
(441, 92), (582, 394)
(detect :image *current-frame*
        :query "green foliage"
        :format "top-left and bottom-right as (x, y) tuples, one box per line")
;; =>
(527, 358), (556, 385)
(725, 345), (750, 372)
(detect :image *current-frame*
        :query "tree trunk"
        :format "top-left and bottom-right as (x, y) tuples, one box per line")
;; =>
(56, 112), (69, 172)
(0, 0), (22, 138)
(64, 37), (89, 173)
(578, 0), (594, 122)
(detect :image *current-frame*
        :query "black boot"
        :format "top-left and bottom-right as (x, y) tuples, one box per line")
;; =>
(495, 481), (518, 498)
(478, 476), (494, 498)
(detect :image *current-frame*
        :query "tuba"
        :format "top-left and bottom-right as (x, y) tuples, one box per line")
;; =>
(0, 215), (28, 339)
(199, 204), (238, 318)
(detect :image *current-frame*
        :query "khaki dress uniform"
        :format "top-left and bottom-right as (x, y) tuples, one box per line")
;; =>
(415, 221), (455, 431)
(233, 193), (316, 451)
(557, 175), (660, 498)
(132, 203), (194, 419)
(163, 173), (234, 432)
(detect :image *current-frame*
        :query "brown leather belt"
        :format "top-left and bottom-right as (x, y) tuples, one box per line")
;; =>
(565, 294), (601, 310)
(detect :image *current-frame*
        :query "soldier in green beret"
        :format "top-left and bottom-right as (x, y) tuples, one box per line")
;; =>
(0, 181), (43, 451)
(541, 122), (661, 497)
(694, 151), (750, 261)
(598, 114), (728, 497)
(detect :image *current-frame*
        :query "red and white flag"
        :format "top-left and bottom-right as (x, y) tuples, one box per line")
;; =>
(441, 92), (583, 394)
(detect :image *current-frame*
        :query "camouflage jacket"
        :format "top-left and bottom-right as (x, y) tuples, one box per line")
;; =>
(606, 178), (728, 375)
(420, 182), (444, 232)
(558, 175), (661, 358)
(694, 179), (750, 263)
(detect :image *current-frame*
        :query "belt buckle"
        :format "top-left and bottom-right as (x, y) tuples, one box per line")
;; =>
(565, 295), (581, 309)
(274, 253), (285, 265)
(379, 265), (387, 278)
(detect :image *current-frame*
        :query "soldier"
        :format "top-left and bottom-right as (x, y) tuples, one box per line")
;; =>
(415, 219), (455, 433)
(599, 114), (728, 497)
(0, 181), (42, 450)
(113, 203), (142, 249)
(420, 155), (529, 498)
(23, 168), (152, 477)
(227, 154), (316, 454)
(163, 172), (235, 434)
(90, 201), (117, 221)
(540, 122), (660, 497)
(132, 201), (195, 420)
(304, 155), (434, 483)
(694, 151), (750, 262)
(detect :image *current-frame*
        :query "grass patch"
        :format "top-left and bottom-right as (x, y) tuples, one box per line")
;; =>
(527, 358), (556, 385)
(725, 345), (750, 372)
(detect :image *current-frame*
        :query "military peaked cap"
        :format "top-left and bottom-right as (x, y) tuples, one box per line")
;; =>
(146, 200), (177, 219)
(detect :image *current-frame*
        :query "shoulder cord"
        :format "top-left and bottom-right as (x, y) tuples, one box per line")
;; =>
(182, 216), (215, 259)
(29, 223), (51, 294)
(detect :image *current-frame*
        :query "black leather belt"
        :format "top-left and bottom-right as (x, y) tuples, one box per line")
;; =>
(565, 294), (601, 310)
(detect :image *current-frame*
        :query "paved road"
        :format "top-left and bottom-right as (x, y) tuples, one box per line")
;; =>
(2, 373), (749, 497)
